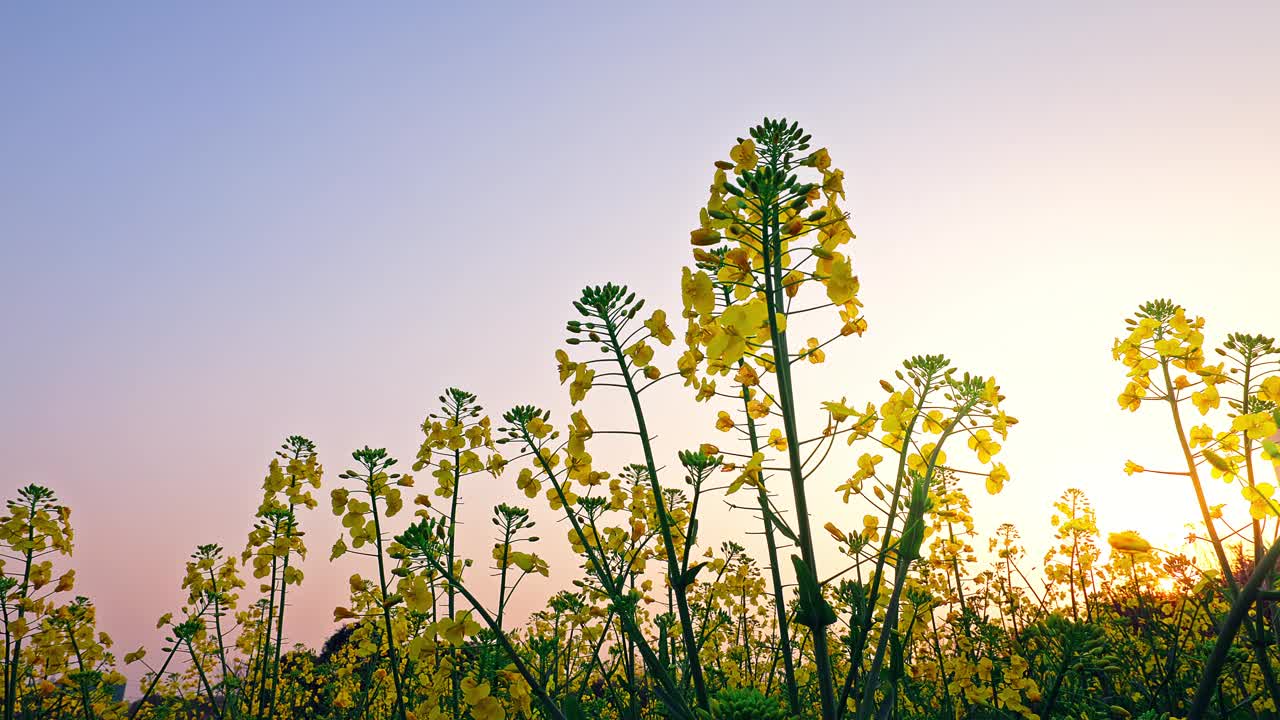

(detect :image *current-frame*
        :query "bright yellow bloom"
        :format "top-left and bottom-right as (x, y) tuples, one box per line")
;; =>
(1244, 483), (1279, 519)
(825, 255), (858, 305)
(681, 267), (715, 317)
(804, 337), (825, 364)
(985, 463), (1009, 495)
(767, 428), (788, 451)
(1261, 376), (1280, 404)
(967, 429), (1001, 463)
(1191, 385), (1219, 415)
(645, 309), (675, 345)
(437, 612), (481, 647)
(1233, 412), (1278, 441)
(1107, 530), (1152, 554)
(728, 138), (758, 171)
(1117, 382), (1145, 411)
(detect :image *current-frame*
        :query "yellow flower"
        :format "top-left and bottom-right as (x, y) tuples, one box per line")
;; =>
(568, 364), (595, 405)
(1260, 376), (1280, 404)
(399, 576), (432, 612)
(861, 514), (880, 540)
(681, 267), (715, 318)
(1244, 483), (1278, 519)
(804, 337), (825, 364)
(967, 429), (1001, 463)
(516, 468), (541, 499)
(1233, 412), (1278, 441)
(824, 522), (847, 542)
(462, 677), (491, 705)
(768, 428), (788, 452)
(1117, 382), (1145, 411)
(734, 363), (760, 387)
(472, 696), (505, 720)
(985, 463), (1009, 495)
(1191, 385), (1219, 415)
(645, 309), (675, 345)
(554, 348), (578, 383)
(806, 148), (832, 170)
(1107, 530), (1152, 554)
(727, 452), (765, 495)
(438, 612), (481, 647)
(747, 395), (772, 419)
(879, 390), (917, 434)
(825, 255), (858, 305)
(822, 168), (845, 199)
(689, 227), (721, 246)
(1123, 460), (1145, 476)
(728, 138), (758, 172)
(715, 411), (735, 432)
(823, 399), (858, 422)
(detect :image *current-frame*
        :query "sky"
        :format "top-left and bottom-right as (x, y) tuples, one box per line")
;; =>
(2, 1), (1279, 690)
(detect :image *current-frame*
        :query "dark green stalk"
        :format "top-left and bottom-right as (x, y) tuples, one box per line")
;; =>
(758, 176), (838, 720)
(249, 535), (279, 720)
(496, 524), (512, 631)
(524, 429), (695, 720)
(367, 482), (409, 720)
(205, 569), (236, 720)
(416, 560), (567, 720)
(66, 629), (96, 720)
(186, 639), (222, 720)
(740, 370), (801, 715)
(837, 382), (932, 717)
(1190, 537), (1280, 719)
(128, 643), (179, 720)
(1161, 360), (1238, 597)
(4, 497), (37, 720)
(599, 305), (710, 713)
(266, 513), (297, 720)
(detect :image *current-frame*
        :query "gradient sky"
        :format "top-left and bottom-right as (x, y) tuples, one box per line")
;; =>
(3, 2), (1279, 689)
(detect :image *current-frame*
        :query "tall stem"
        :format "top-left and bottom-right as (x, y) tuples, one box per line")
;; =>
(739, 369), (800, 715)
(602, 309), (710, 713)
(266, 512), (296, 720)
(1162, 361), (1238, 597)
(4, 500), (37, 720)
(368, 482), (409, 720)
(760, 195), (837, 720)
(526, 431), (696, 720)
(1189, 537), (1280, 718)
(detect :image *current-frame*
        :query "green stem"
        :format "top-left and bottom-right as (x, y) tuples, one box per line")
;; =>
(525, 430), (696, 720)
(66, 629), (96, 720)
(266, 513), (296, 720)
(128, 643), (179, 720)
(602, 308), (710, 713)
(186, 639), (222, 720)
(740, 371), (800, 715)
(1162, 361), (1238, 597)
(760, 188), (837, 720)
(367, 483), (409, 720)
(4, 501), (37, 720)
(1190, 537), (1280, 718)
